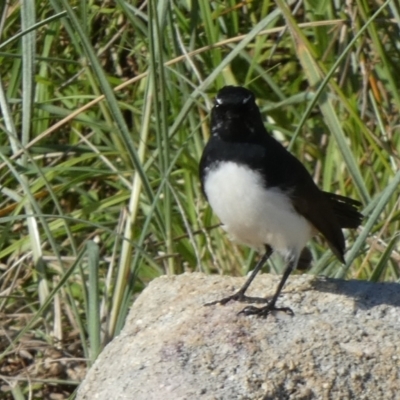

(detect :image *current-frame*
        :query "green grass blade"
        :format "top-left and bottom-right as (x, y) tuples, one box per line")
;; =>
(337, 169), (400, 278)
(0, 247), (86, 363)
(87, 240), (101, 363)
(369, 234), (400, 282)
(0, 10), (68, 51)
(54, 0), (158, 216)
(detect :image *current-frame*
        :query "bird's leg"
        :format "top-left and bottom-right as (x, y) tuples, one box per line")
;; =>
(239, 253), (297, 317)
(205, 245), (273, 306)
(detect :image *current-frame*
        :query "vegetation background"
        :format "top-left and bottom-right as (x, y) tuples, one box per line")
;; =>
(0, 0), (399, 398)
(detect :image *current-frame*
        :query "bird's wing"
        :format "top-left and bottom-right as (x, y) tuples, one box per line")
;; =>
(264, 142), (347, 262)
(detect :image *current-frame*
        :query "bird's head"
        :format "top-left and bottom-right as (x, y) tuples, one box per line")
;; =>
(210, 86), (265, 141)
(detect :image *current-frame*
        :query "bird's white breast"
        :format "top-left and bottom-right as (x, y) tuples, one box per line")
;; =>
(203, 162), (313, 256)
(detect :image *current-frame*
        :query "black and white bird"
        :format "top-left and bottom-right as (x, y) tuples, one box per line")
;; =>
(199, 86), (363, 317)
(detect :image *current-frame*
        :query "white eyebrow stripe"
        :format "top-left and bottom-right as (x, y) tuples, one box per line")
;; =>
(242, 94), (252, 104)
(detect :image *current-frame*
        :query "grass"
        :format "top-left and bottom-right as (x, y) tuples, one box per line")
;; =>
(0, 0), (399, 398)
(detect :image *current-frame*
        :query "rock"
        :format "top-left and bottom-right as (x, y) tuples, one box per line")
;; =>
(77, 272), (400, 400)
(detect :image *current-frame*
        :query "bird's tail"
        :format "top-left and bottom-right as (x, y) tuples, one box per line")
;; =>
(323, 192), (363, 229)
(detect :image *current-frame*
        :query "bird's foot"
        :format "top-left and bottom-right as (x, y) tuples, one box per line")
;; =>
(238, 303), (294, 318)
(205, 290), (268, 306)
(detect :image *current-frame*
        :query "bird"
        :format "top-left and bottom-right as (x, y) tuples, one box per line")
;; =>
(199, 85), (363, 317)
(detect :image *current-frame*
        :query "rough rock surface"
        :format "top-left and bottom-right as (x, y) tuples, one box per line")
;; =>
(77, 273), (400, 400)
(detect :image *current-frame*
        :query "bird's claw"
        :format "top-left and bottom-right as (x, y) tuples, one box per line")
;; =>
(238, 304), (294, 318)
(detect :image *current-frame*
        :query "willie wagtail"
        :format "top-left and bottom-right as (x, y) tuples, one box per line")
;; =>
(199, 86), (363, 317)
